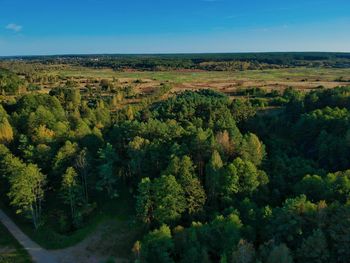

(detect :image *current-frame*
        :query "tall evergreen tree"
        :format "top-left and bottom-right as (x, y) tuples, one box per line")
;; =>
(205, 150), (223, 202)
(136, 177), (153, 224)
(165, 156), (206, 216)
(267, 244), (294, 263)
(96, 143), (119, 198)
(152, 175), (186, 225)
(296, 229), (329, 263)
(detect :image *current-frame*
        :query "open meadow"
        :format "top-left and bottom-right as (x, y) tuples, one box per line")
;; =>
(30, 66), (350, 92)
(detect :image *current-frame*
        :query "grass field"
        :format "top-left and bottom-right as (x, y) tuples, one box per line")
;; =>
(38, 66), (350, 97)
(47, 66), (350, 82)
(0, 222), (32, 263)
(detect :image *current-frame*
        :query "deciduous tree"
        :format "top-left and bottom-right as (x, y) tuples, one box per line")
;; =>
(61, 167), (83, 223)
(7, 160), (46, 229)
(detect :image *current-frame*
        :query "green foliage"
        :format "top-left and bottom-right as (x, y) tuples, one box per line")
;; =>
(206, 150), (224, 202)
(168, 212), (242, 263)
(0, 68), (24, 94)
(296, 229), (329, 263)
(267, 244), (293, 263)
(325, 170), (350, 202)
(326, 206), (350, 263)
(230, 99), (256, 123)
(293, 105), (350, 170)
(135, 174), (187, 225)
(295, 170), (350, 203)
(128, 136), (151, 178)
(66, 52), (350, 71)
(150, 90), (230, 127)
(136, 177), (152, 224)
(61, 167), (84, 226)
(14, 94), (65, 131)
(294, 174), (327, 202)
(3, 154), (46, 229)
(202, 213), (243, 259)
(2, 67), (350, 263)
(265, 195), (317, 249)
(165, 156), (206, 216)
(224, 157), (268, 195)
(231, 239), (256, 263)
(239, 133), (266, 166)
(140, 225), (174, 263)
(0, 114), (14, 144)
(53, 140), (80, 175)
(152, 175), (186, 225)
(96, 143), (119, 198)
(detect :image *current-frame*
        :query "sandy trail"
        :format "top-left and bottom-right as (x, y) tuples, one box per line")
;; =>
(0, 209), (58, 263)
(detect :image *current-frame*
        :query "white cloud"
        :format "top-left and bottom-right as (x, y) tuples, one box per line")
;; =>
(5, 23), (23, 32)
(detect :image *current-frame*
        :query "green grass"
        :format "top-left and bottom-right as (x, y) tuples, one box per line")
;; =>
(0, 222), (32, 263)
(47, 66), (350, 83)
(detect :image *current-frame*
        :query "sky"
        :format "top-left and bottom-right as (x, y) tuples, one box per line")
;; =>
(0, 0), (350, 56)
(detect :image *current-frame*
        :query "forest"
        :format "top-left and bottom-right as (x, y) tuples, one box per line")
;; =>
(0, 56), (350, 263)
(2, 52), (350, 71)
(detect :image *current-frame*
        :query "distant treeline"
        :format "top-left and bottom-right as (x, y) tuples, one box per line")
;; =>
(2, 52), (350, 71)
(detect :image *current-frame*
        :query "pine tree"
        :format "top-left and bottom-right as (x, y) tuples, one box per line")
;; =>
(152, 175), (186, 225)
(206, 150), (223, 202)
(97, 143), (119, 198)
(136, 177), (153, 224)
(140, 225), (174, 263)
(296, 229), (329, 263)
(176, 156), (206, 215)
(164, 156), (206, 215)
(267, 244), (294, 263)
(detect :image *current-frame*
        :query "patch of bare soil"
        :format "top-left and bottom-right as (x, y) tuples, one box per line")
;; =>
(52, 220), (140, 263)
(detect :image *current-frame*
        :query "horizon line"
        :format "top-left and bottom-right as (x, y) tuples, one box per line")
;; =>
(1, 50), (350, 59)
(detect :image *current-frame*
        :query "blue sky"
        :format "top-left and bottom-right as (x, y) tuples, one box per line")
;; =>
(1, 0), (350, 56)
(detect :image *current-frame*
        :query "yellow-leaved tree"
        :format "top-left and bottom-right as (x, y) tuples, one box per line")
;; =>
(0, 116), (14, 144)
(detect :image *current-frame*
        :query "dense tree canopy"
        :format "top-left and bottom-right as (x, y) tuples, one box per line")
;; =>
(0, 75), (350, 262)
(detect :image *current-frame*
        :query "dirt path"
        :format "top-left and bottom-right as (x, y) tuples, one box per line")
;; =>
(50, 220), (139, 263)
(0, 209), (58, 263)
(51, 220), (132, 263)
(51, 223), (109, 263)
(0, 209), (136, 263)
